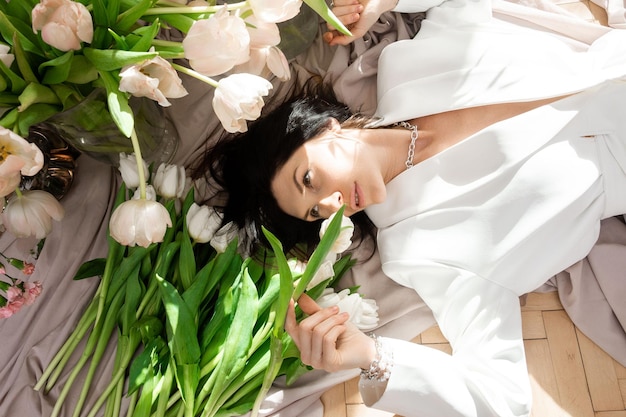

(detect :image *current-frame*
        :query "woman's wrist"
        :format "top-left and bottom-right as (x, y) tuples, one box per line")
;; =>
(359, 334), (394, 382)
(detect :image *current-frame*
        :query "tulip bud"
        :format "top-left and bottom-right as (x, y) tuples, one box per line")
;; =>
(185, 203), (222, 243)
(319, 211), (354, 254)
(153, 163), (186, 199)
(118, 153), (148, 189)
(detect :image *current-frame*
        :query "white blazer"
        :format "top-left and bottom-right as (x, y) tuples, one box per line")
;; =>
(361, 0), (626, 416)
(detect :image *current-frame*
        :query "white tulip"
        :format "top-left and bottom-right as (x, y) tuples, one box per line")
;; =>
(183, 7), (250, 76)
(109, 199), (172, 247)
(153, 163), (186, 199)
(2, 190), (65, 239)
(319, 212), (354, 254)
(185, 203), (222, 243)
(316, 288), (379, 331)
(248, 0), (302, 23)
(212, 73), (273, 133)
(118, 153), (148, 189)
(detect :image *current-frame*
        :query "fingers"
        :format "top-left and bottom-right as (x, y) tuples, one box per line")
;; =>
(299, 306), (349, 368)
(324, 1), (364, 45)
(284, 295), (351, 370)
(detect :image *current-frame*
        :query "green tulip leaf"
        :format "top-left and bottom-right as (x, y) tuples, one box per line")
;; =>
(98, 70), (133, 137)
(294, 205), (346, 299)
(39, 51), (73, 84)
(16, 102), (61, 136)
(83, 48), (157, 71)
(73, 258), (107, 280)
(303, 0), (351, 36)
(0, 11), (42, 57)
(260, 227), (295, 336)
(115, 0), (158, 34)
(156, 273), (201, 364)
(0, 59), (27, 94)
(18, 83), (60, 111)
(129, 18), (161, 52)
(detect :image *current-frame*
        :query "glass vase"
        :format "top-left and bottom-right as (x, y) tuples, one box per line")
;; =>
(42, 89), (178, 166)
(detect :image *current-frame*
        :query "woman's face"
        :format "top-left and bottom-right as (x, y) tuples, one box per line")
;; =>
(271, 120), (387, 221)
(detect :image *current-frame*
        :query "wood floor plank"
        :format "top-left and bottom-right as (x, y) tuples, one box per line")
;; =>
(576, 329), (624, 411)
(321, 382), (348, 417)
(543, 310), (595, 417)
(346, 404), (396, 417)
(420, 325), (447, 344)
(522, 310), (547, 340)
(594, 412), (626, 417)
(524, 339), (568, 417)
(345, 377), (362, 404)
(521, 292), (563, 311)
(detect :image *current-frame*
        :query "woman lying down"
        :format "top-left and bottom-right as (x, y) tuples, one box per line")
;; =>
(194, 0), (626, 415)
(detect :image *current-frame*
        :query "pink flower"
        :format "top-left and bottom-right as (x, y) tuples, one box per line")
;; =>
(22, 263), (35, 275)
(0, 127), (44, 197)
(0, 307), (14, 319)
(212, 73), (273, 133)
(119, 56), (188, 107)
(183, 8), (250, 76)
(248, 0), (302, 23)
(23, 281), (43, 305)
(6, 285), (23, 302)
(31, 0), (94, 51)
(2, 190), (65, 239)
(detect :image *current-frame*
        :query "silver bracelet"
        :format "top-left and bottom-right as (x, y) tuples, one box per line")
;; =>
(360, 334), (394, 382)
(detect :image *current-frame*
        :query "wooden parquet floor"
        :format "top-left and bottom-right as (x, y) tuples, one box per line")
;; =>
(321, 2), (624, 416)
(321, 292), (626, 417)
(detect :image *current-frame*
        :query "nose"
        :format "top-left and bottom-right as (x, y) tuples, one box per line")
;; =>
(319, 191), (344, 218)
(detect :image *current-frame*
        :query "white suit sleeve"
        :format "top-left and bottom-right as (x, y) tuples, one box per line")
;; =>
(366, 262), (532, 417)
(393, 0), (447, 12)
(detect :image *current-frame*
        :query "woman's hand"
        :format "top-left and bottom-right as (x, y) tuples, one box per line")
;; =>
(323, 0), (398, 46)
(285, 293), (376, 372)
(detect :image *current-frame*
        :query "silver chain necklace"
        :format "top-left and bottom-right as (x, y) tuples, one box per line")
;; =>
(395, 121), (418, 169)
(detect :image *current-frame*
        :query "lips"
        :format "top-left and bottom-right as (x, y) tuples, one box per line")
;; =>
(352, 182), (362, 211)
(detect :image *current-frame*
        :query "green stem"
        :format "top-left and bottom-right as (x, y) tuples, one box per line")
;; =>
(13, 188), (22, 198)
(126, 391), (138, 417)
(129, 128), (147, 200)
(48, 292), (124, 417)
(34, 294), (99, 391)
(171, 64), (218, 88)
(69, 288), (126, 417)
(146, 1), (248, 15)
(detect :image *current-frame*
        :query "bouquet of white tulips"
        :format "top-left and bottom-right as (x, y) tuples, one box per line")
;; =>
(34, 157), (377, 417)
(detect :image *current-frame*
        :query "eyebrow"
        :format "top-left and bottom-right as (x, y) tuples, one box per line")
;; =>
(292, 169), (308, 220)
